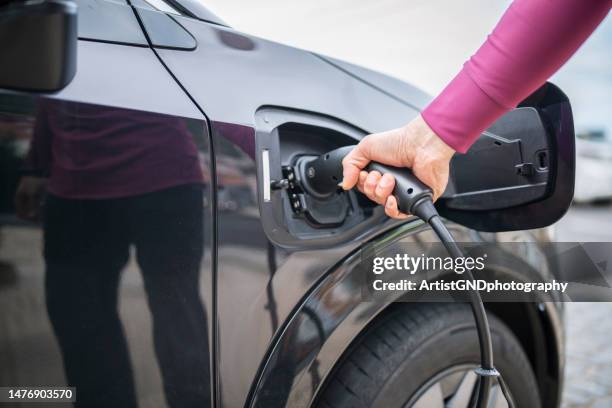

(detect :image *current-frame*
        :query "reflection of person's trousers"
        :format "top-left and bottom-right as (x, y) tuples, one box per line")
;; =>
(43, 184), (210, 408)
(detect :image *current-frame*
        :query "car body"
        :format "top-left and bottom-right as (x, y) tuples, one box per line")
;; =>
(0, 0), (567, 407)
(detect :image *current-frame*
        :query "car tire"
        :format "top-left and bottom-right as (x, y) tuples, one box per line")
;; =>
(316, 303), (540, 408)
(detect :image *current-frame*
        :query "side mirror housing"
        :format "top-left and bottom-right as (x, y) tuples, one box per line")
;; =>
(0, 0), (77, 92)
(437, 82), (575, 232)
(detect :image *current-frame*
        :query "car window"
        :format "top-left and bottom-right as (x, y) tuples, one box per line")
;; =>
(141, 0), (180, 15)
(168, 0), (227, 25)
(74, 0), (147, 45)
(131, 3), (197, 50)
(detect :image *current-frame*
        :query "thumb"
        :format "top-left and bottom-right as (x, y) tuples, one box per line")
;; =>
(341, 140), (373, 190)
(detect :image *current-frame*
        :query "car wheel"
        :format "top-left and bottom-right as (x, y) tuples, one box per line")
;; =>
(316, 303), (540, 408)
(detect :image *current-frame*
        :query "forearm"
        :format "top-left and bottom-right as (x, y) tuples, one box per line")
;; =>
(422, 0), (610, 153)
(24, 101), (53, 176)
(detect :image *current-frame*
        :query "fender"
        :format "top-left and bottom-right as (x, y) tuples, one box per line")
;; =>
(247, 222), (565, 408)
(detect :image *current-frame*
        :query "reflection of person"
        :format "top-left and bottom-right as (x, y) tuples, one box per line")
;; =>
(342, 0), (611, 217)
(15, 99), (210, 408)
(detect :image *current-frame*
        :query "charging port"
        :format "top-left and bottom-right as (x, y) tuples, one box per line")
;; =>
(283, 160), (351, 228)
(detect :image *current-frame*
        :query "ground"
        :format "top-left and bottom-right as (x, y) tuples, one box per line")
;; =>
(562, 303), (612, 408)
(557, 203), (612, 408)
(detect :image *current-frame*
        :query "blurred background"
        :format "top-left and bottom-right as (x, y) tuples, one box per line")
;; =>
(201, 1), (612, 406)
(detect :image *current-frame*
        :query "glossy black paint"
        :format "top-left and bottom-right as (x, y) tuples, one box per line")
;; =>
(250, 225), (565, 407)
(0, 36), (215, 407)
(0, 2), (566, 408)
(153, 12), (565, 408)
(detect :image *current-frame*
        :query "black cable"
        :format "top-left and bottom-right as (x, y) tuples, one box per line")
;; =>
(498, 375), (516, 407)
(429, 215), (493, 406)
(424, 206), (514, 408)
(398, 196), (515, 407)
(429, 215), (493, 369)
(380, 170), (515, 407)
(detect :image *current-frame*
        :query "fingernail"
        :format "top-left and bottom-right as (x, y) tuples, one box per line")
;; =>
(386, 199), (393, 208)
(341, 171), (348, 189)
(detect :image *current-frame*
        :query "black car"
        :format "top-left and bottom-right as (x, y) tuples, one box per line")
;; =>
(0, 0), (575, 407)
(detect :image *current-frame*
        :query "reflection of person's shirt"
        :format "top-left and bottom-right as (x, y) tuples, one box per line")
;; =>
(25, 99), (204, 199)
(422, 0), (611, 153)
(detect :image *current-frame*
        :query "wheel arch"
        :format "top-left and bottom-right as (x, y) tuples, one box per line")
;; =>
(247, 228), (564, 408)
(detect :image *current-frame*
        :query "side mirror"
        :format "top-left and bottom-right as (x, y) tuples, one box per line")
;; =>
(0, 0), (77, 92)
(437, 82), (575, 232)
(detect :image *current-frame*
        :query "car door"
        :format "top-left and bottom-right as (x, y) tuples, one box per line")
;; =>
(0, 1), (214, 406)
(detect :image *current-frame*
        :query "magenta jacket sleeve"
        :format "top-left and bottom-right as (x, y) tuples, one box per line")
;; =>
(421, 0), (611, 153)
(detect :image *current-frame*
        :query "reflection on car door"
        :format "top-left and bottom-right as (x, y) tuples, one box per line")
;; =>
(0, 12), (214, 408)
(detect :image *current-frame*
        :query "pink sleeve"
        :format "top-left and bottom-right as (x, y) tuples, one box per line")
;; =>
(421, 0), (611, 153)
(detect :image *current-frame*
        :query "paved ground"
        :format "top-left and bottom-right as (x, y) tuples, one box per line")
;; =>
(562, 302), (612, 408)
(556, 203), (612, 408)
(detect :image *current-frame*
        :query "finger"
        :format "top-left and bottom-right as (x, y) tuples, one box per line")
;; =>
(341, 138), (373, 190)
(374, 173), (395, 205)
(385, 196), (409, 219)
(363, 171), (382, 201)
(356, 171), (368, 193)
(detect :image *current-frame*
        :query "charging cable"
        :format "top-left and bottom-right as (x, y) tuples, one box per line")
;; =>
(297, 146), (515, 407)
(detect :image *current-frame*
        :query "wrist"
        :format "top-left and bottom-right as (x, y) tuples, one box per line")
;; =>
(407, 115), (456, 162)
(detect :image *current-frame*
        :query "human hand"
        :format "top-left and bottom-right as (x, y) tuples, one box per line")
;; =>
(14, 176), (47, 221)
(341, 115), (455, 219)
